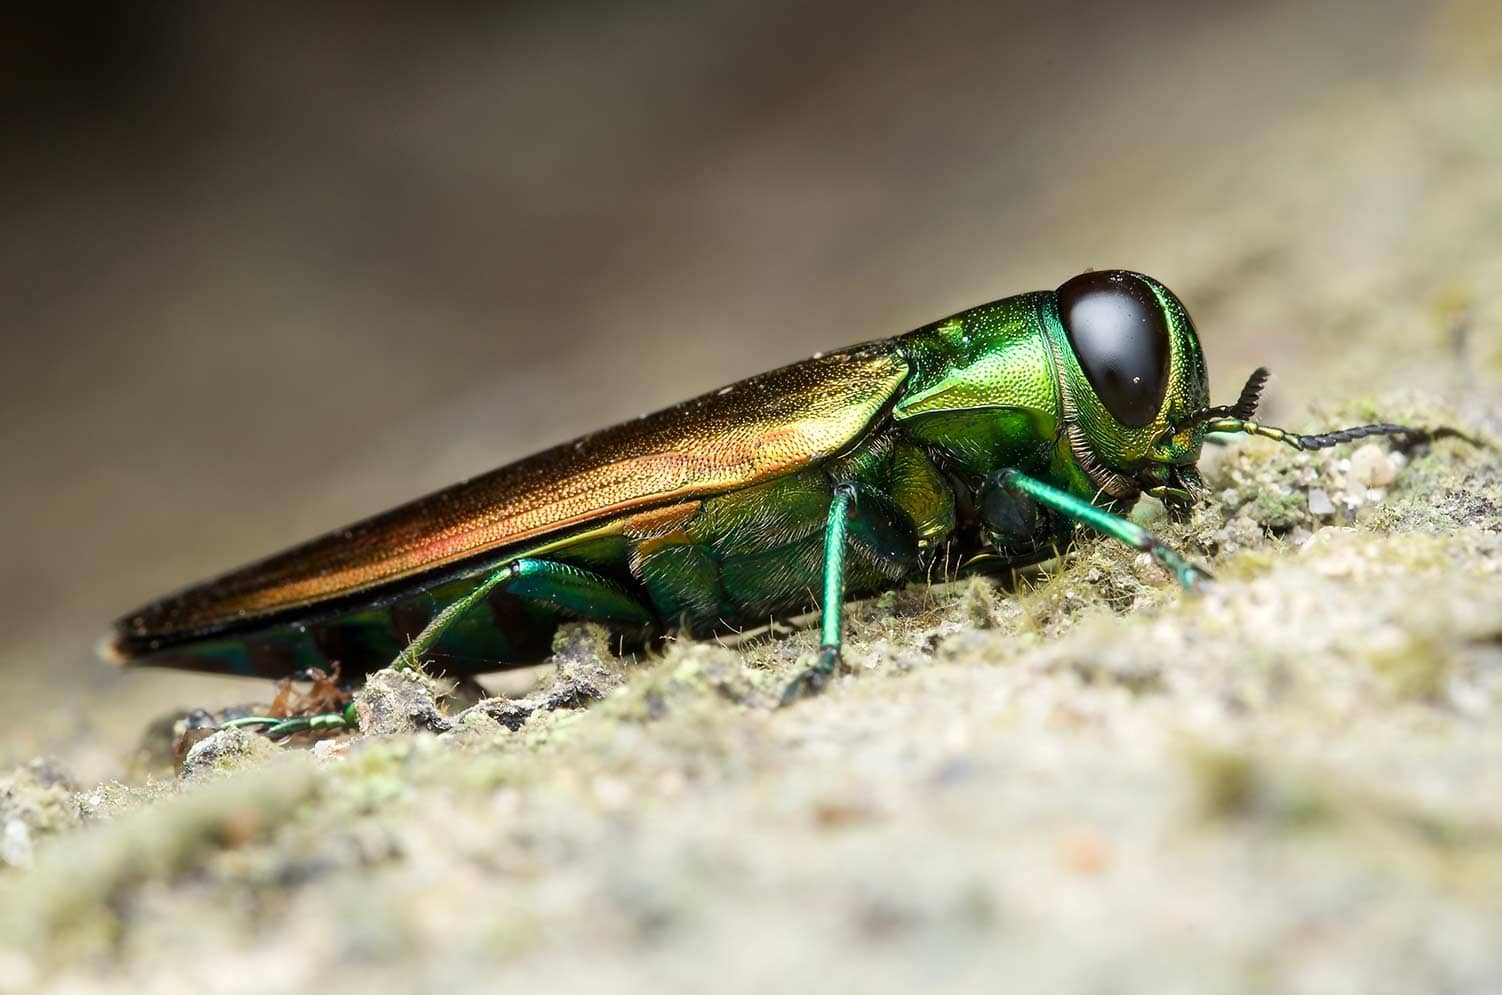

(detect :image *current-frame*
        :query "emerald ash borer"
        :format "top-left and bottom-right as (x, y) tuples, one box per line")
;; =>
(108, 270), (1450, 728)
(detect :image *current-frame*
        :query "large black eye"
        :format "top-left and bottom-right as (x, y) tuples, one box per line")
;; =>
(1056, 270), (1171, 428)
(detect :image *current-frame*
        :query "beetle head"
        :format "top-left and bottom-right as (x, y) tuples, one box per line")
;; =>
(1044, 270), (1212, 508)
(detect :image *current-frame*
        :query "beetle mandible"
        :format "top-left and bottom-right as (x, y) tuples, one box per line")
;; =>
(108, 270), (1448, 728)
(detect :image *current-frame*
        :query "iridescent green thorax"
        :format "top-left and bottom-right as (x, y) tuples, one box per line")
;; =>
(891, 292), (1058, 422)
(889, 292), (1069, 483)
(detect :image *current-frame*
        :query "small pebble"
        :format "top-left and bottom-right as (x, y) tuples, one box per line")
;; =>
(1308, 488), (1336, 516)
(1349, 443), (1397, 487)
(181, 727), (280, 780)
(312, 738), (350, 762)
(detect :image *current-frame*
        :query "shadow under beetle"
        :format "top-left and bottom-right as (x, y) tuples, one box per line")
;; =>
(108, 270), (1455, 731)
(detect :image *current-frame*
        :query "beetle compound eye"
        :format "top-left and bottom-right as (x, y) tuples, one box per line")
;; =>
(1056, 270), (1171, 428)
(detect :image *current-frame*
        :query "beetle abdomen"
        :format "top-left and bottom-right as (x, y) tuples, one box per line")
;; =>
(115, 568), (572, 678)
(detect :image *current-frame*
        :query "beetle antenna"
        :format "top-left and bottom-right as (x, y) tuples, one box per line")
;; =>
(1159, 367), (1271, 444)
(1227, 366), (1271, 420)
(1202, 417), (1477, 452)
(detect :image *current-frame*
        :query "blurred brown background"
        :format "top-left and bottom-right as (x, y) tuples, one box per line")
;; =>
(0, 1), (1482, 770)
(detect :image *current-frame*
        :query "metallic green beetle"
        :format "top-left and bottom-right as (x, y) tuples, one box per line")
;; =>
(108, 270), (1437, 728)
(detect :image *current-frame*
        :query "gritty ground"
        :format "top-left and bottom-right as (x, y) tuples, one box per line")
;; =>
(4, 9), (1502, 995)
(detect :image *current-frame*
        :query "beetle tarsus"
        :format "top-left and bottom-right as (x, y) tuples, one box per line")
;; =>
(218, 702), (358, 741)
(780, 646), (846, 706)
(1151, 543), (1214, 593)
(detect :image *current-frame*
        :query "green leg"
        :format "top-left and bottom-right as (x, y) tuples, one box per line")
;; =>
(390, 559), (652, 671)
(997, 469), (1209, 590)
(780, 483), (920, 705)
(780, 484), (856, 704)
(222, 702), (361, 739)
(225, 558), (653, 739)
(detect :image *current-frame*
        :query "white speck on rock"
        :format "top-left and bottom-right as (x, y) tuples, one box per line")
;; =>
(312, 738), (350, 762)
(1, 819), (32, 869)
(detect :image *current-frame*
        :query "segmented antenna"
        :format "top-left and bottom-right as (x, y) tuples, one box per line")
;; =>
(1157, 367), (1271, 445)
(1157, 366), (1485, 453)
(1226, 366), (1271, 420)
(1203, 418), (1472, 452)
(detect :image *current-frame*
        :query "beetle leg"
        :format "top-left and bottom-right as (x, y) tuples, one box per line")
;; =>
(996, 469), (1210, 591)
(781, 483), (921, 705)
(222, 558), (653, 739)
(391, 558), (652, 672)
(780, 484), (857, 704)
(222, 702), (360, 740)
